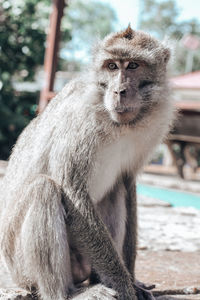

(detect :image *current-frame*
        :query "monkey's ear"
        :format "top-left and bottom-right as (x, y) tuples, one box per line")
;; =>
(163, 47), (171, 64)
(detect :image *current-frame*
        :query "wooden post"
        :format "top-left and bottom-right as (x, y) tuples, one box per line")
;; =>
(38, 0), (66, 113)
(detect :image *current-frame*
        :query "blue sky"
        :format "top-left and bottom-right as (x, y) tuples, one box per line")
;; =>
(101, 0), (200, 29)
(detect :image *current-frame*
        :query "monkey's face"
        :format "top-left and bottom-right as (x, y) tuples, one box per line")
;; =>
(93, 26), (170, 126)
(101, 59), (157, 125)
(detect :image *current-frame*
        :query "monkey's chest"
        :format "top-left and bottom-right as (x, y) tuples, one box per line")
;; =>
(88, 133), (135, 204)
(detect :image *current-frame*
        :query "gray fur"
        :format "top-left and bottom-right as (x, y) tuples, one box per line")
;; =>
(0, 27), (175, 300)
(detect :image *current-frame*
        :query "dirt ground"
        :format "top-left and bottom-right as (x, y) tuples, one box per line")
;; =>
(1, 251), (200, 299)
(135, 192), (200, 299)
(136, 251), (200, 298)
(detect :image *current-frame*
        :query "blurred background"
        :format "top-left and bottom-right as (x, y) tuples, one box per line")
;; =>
(0, 0), (200, 182)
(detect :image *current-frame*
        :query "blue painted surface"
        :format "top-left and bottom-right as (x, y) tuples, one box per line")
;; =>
(137, 184), (200, 210)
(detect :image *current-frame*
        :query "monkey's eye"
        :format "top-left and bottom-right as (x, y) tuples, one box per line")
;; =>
(108, 63), (118, 70)
(127, 62), (139, 69)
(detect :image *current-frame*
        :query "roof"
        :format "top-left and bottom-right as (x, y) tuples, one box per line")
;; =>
(170, 71), (200, 89)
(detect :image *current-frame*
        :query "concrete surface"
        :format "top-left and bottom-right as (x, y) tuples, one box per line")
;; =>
(138, 173), (200, 194)
(136, 251), (200, 297)
(138, 195), (200, 252)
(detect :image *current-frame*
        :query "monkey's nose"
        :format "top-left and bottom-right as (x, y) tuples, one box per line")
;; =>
(114, 89), (126, 96)
(120, 89), (126, 96)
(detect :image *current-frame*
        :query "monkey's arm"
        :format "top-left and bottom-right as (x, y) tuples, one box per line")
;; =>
(122, 175), (156, 300)
(123, 174), (137, 277)
(61, 190), (136, 300)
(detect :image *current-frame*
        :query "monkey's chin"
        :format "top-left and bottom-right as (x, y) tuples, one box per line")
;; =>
(110, 111), (139, 125)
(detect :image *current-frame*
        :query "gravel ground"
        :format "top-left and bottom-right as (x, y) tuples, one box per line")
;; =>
(137, 195), (200, 300)
(138, 195), (200, 252)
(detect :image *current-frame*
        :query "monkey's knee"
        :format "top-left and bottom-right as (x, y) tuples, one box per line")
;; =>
(21, 174), (70, 264)
(18, 175), (73, 297)
(27, 174), (63, 204)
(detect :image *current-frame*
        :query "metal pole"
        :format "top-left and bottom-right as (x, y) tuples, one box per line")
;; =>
(38, 0), (66, 113)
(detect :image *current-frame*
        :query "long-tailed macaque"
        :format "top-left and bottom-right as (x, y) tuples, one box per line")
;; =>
(0, 26), (175, 300)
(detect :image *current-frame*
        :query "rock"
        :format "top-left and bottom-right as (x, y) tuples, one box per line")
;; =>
(0, 288), (33, 299)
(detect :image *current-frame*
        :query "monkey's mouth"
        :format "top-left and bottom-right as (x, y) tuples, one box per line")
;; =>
(114, 105), (141, 113)
(110, 107), (141, 124)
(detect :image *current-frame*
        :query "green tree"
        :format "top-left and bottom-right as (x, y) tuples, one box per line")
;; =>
(60, 0), (117, 69)
(0, 0), (116, 160)
(0, 0), (56, 159)
(139, 0), (180, 39)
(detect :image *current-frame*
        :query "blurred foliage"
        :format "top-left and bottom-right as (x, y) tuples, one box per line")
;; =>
(140, 0), (180, 39)
(59, 0), (117, 69)
(139, 0), (200, 74)
(0, 90), (38, 159)
(0, 0), (53, 159)
(0, 0), (116, 160)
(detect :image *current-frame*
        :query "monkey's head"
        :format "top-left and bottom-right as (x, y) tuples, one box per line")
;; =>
(92, 26), (171, 125)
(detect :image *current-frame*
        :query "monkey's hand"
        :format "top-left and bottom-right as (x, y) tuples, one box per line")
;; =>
(72, 284), (118, 299)
(134, 283), (155, 300)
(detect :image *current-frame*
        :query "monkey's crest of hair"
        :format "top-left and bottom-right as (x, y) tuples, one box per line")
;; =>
(92, 25), (171, 69)
(115, 24), (134, 40)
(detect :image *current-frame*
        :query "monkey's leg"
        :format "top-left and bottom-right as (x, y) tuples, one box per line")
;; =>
(59, 191), (138, 299)
(3, 175), (119, 300)
(13, 175), (135, 299)
(6, 175), (74, 300)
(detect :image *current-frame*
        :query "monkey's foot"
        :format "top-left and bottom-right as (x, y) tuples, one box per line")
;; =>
(134, 284), (155, 300)
(72, 284), (118, 299)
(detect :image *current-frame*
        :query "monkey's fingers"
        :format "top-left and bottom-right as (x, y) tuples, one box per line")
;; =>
(135, 280), (156, 290)
(144, 285), (156, 291)
(134, 284), (155, 300)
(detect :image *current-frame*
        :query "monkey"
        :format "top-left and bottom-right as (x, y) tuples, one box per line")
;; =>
(0, 26), (175, 300)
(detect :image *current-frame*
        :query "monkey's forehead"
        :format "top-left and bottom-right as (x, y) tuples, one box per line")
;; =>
(93, 44), (169, 66)
(104, 29), (160, 50)
(93, 29), (170, 66)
